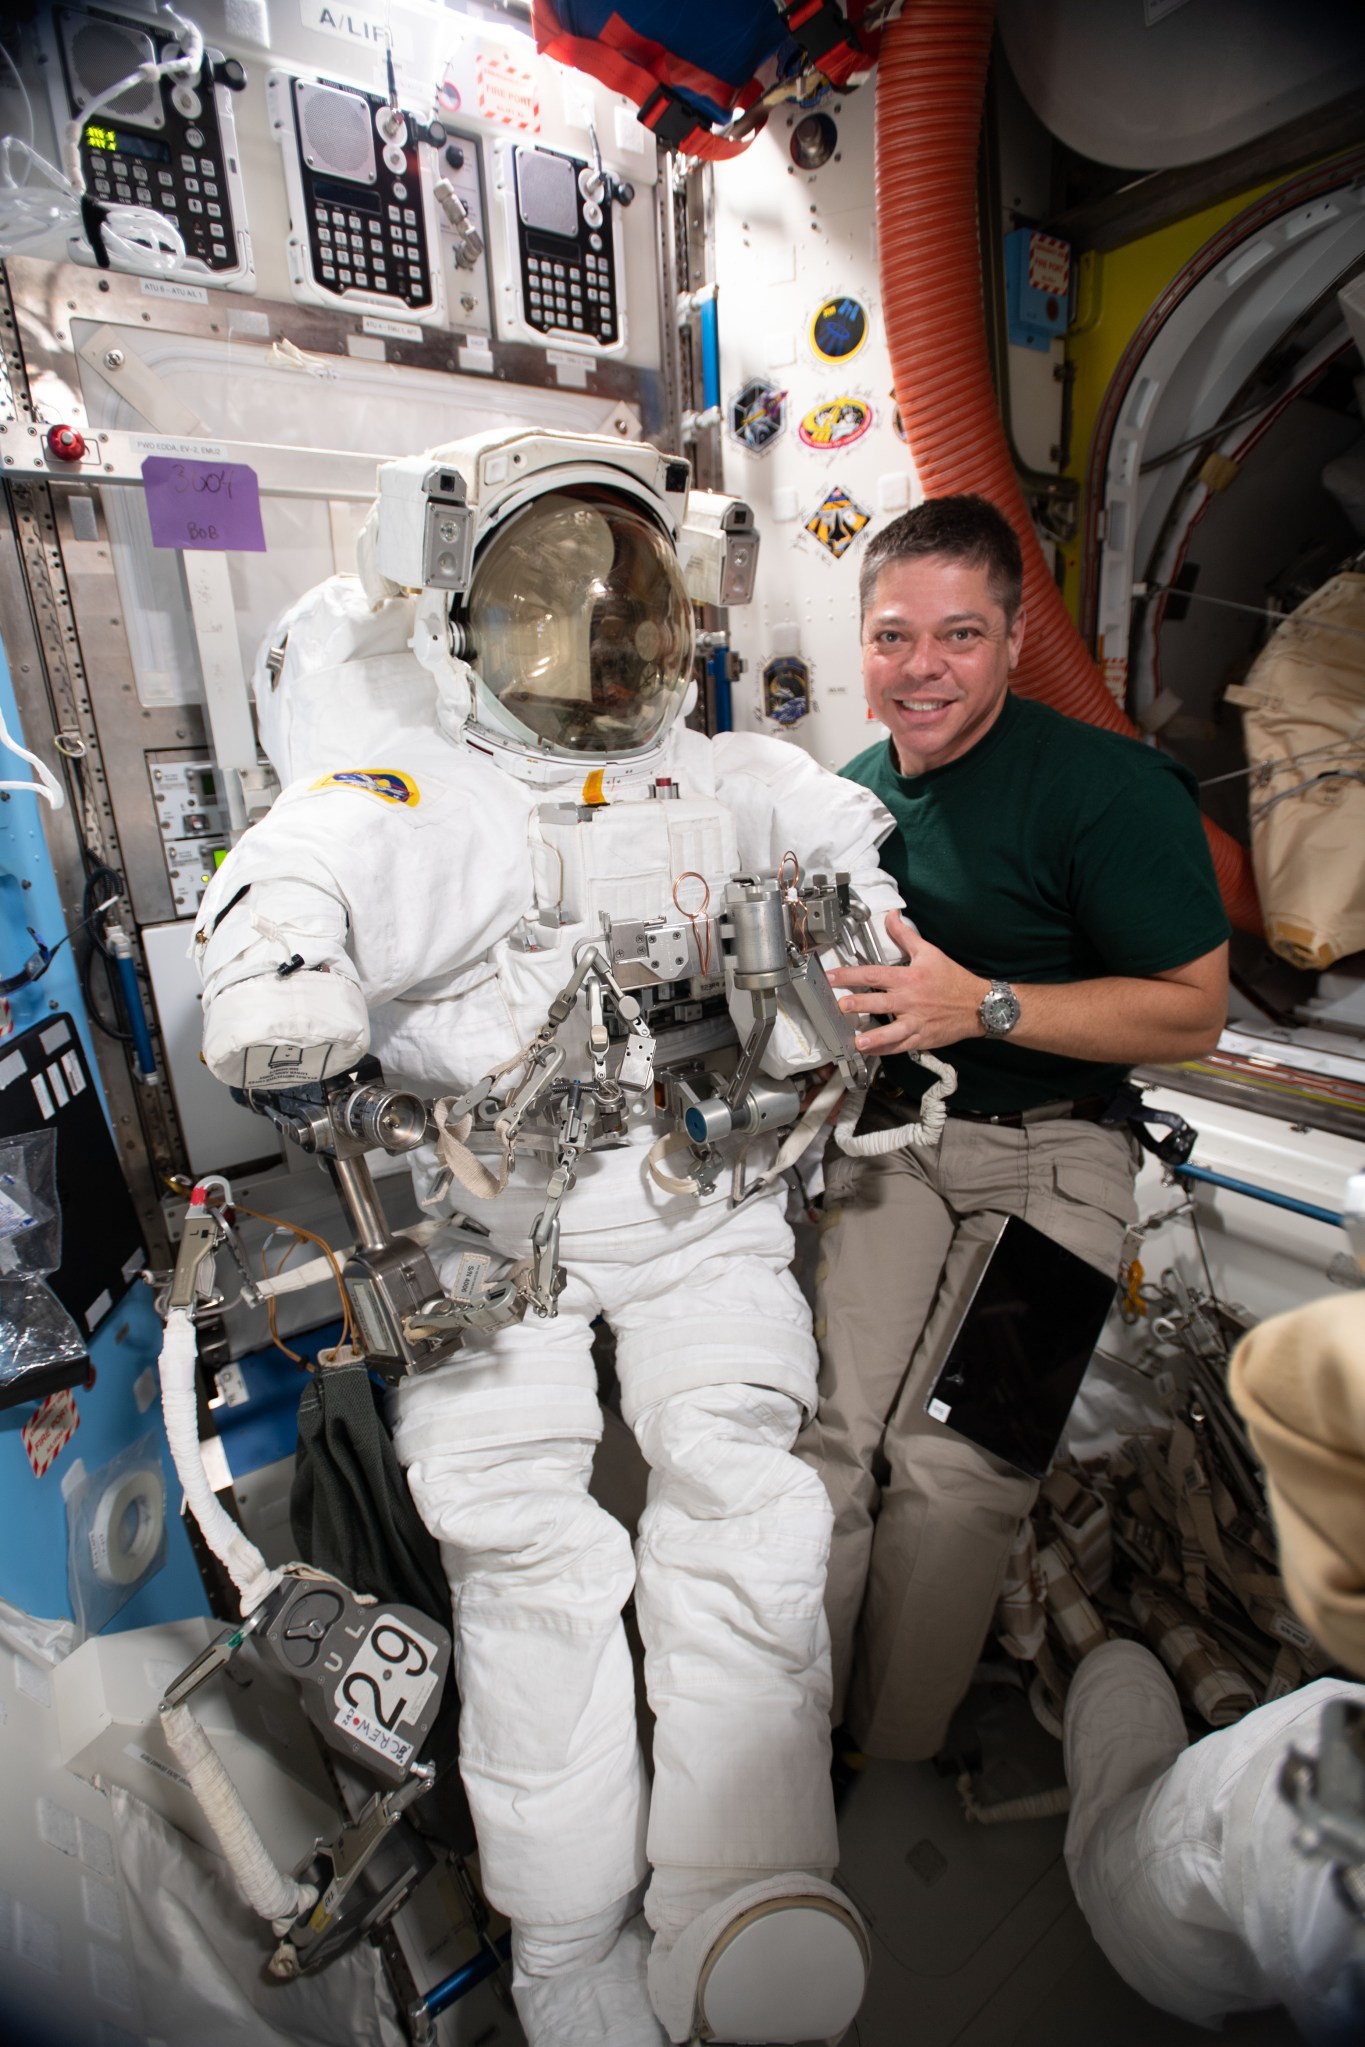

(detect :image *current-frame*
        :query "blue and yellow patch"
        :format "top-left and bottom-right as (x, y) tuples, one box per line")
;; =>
(309, 769), (420, 807)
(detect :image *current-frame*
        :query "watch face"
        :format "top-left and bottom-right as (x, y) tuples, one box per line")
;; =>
(981, 986), (1020, 1036)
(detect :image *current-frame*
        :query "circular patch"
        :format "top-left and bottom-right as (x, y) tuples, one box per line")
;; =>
(809, 295), (868, 366)
(891, 400), (908, 444)
(798, 396), (873, 451)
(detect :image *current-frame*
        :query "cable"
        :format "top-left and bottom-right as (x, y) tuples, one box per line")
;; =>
(0, 929), (68, 996)
(0, 38), (34, 152)
(261, 1233), (307, 1364)
(228, 1199), (355, 1356)
(0, 699), (64, 808)
(79, 862), (136, 1042)
(671, 870), (712, 974)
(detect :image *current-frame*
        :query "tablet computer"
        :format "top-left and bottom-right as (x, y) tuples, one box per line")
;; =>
(923, 1213), (1118, 1480)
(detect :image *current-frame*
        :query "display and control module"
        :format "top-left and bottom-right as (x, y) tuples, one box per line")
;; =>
(268, 69), (444, 325)
(45, 4), (254, 289)
(506, 142), (625, 353)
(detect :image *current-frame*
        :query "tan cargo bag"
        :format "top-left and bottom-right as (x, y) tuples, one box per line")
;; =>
(1226, 571), (1365, 969)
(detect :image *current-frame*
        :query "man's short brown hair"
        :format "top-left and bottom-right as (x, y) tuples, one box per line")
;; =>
(858, 494), (1024, 625)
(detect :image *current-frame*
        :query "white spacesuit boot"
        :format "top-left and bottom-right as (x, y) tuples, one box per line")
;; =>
(648, 1875), (870, 2047)
(196, 427), (898, 2047)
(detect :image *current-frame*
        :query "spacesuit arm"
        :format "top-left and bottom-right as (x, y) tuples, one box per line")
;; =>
(712, 732), (904, 1075)
(195, 771), (531, 1088)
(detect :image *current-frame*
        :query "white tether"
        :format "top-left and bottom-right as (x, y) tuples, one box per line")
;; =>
(159, 1698), (317, 1928)
(158, 1305), (279, 1613)
(834, 1052), (956, 1154)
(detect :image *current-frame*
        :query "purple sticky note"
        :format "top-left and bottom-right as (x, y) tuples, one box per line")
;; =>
(141, 455), (266, 552)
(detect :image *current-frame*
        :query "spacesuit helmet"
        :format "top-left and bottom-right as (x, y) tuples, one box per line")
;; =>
(460, 480), (695, 759)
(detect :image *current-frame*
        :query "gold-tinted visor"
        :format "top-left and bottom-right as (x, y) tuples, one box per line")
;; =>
(466, 487), (695, 754)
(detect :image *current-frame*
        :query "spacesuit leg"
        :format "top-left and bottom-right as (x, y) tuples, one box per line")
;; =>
(1063, 1638), (1259, 2026)
(390, 1273), (662, 2047)
(609, 1193), (869, 2045)
(1066, 1644), (1365, 2037)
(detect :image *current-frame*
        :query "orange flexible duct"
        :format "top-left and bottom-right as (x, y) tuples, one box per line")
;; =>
(875, 0), (1261, 932)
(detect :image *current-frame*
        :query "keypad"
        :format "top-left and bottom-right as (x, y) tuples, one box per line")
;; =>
(516, 150), (619, 345)
(297, 83), (433, 309)
(73, 41), (238, 273)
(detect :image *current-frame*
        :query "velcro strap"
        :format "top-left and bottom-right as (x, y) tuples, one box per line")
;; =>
(783, 0), (865, 84)
(637, 84), (754, 160)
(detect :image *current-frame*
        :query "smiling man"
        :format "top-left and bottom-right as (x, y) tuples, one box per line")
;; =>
(797, 494), (1230, 1763)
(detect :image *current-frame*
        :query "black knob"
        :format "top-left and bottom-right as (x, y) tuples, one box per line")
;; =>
(612, 178), (635, 207)
(212, 56), (247, 92)
(443, 140), (465, 171)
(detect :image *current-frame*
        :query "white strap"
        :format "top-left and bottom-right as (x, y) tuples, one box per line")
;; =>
(733, 1070), (847, 1203)
(432, 1098), (510, 1202)
(647, 1130), (705, 1198)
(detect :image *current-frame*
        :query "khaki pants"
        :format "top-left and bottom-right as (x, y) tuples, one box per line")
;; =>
(797, 1115), (1137, 1760)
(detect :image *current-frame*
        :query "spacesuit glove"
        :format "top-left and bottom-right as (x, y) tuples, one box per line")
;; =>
(200, 967), (369, 1088)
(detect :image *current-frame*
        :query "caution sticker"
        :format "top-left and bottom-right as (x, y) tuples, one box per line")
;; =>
(809, 295), (869, 366)
(309, 769), (420, 807)
(477, 49), (540, 132)
(798, 396), (873, 451)
(728, 378), (787, 455)
(23, 1388), (81, 1479)
(803, 484), (871, 560)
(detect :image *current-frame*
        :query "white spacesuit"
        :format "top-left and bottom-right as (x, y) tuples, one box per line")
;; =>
(1065, 1639), (1365, 2042)
(195, 430), (900, 2045)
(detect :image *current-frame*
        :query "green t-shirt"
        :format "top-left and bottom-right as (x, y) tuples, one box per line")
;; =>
(844, 692), (1231, 1115)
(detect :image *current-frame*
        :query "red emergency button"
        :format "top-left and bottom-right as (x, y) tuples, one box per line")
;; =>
(46, 424), (86, 463)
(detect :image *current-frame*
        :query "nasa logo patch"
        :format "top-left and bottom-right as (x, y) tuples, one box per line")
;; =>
(309, 769), (421, 807)
(809, 296), (869, 366)
(803, 485), (871, 560)
(729, 379), (787, 454)
(798, 396), (874, 451)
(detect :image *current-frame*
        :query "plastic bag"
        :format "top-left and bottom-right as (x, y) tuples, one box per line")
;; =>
(0, 1275), (87, 1394)
(0, 1128), (61, 1275)
(67, 1433), (168, 1638)
(0, 1128), (86, 1401)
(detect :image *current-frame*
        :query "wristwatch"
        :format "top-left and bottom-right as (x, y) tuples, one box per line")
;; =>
(978, 980), (1021, 1038)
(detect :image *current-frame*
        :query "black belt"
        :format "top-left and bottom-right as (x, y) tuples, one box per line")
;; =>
(861, 1074), (1114, 1135)
(947, 1092), (1113, 1129)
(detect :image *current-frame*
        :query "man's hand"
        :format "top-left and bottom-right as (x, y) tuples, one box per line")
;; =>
(827, 909), (988, 1056)
(828, 914), (1229, 1067)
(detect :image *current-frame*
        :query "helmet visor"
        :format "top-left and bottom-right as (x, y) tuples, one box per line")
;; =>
(466, 486), (695, 754)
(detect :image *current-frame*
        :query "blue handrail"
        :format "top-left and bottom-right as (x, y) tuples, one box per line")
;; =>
(422, 1930), (513, 2018)
(1175, 1162), (1344, 1230)
(698, 292), (720, 412)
